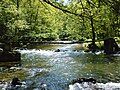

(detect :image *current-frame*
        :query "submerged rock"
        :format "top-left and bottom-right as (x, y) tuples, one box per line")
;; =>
(0, 78), (27, 90)
(0, 78), (48, 90)
(11, 78), (22, 86)
(55, 49), (60, 52)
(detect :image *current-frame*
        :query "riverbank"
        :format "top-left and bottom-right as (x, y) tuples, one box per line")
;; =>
(13, 40), (100, 45)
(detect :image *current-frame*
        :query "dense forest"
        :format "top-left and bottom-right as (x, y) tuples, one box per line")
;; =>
(0, 0), (120, 44)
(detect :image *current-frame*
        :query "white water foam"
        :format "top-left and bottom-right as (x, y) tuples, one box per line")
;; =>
(56, 44), (78, 51)
(16, 45), (82, 59)
(69, 82), (120, 90)
(17, 49), (54, 57)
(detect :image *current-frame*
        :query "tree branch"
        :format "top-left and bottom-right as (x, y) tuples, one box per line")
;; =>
(42, 0), (89, 18)
(39, 0), (52, 15)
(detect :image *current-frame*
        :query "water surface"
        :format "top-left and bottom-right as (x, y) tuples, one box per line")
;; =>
(0, 44), (120, 90)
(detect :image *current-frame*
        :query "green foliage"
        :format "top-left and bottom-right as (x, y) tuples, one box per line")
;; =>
(0, 0), (120, 44)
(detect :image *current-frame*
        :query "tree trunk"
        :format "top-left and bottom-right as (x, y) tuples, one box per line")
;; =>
(90, 16), (95, 46)
(88, 16), (98, 52)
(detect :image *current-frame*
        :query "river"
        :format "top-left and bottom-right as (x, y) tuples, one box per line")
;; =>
(0, 44), (120, 90)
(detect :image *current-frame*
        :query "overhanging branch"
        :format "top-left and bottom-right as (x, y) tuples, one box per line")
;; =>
(42, 0), (89, 18)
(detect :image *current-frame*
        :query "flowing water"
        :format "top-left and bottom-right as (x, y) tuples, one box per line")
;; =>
(0, 44), (120, 90)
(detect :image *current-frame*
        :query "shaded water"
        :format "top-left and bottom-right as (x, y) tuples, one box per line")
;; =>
(0, 44), (120, 90)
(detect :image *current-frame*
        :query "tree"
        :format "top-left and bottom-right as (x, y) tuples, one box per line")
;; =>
(42, 0), (100, 47)
(0, 0), (119, 49)
(42, 0), (120, 39)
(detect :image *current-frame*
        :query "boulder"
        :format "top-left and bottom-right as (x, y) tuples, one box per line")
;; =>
(104, 38), (120, 54)
(0, 51), (21, 62)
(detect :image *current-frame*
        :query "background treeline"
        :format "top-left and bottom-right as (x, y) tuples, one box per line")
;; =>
(0, 0), (120, 44)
